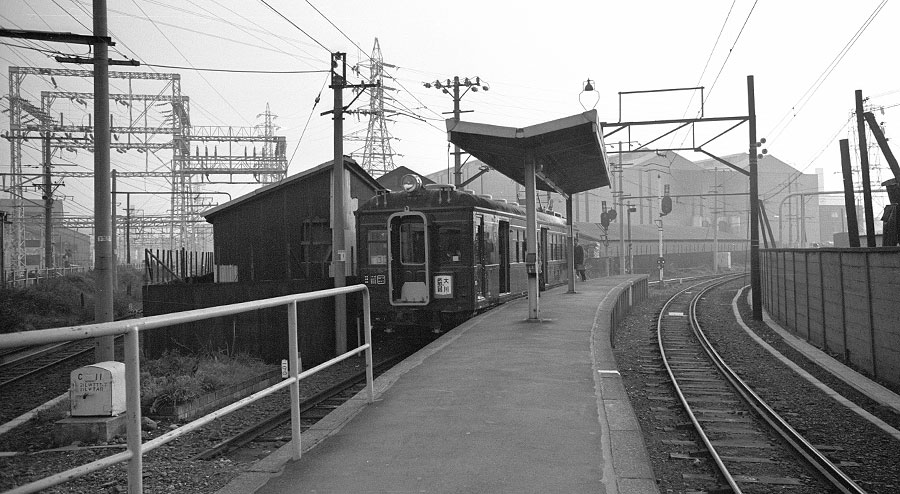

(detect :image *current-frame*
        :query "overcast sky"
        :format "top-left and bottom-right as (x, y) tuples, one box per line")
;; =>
(2, 0), (898, 221)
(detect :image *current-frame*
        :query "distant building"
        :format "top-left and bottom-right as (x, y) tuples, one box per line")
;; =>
(0, 199), (91, 272)
(425, 151), (822, 247)
(202, 157), (384, 282)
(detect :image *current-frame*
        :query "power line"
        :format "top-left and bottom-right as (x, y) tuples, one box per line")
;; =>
(141, 63), (328, 74)
(258, 0), (331, 53)
(288, 75), (328, 168)
(129, 0), (249, 126)
(304, 0), (367, 57)
(703, 0), (759, 106)
(765, 0), (888, 145)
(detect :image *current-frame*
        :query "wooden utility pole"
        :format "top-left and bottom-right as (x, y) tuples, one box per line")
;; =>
(855, 90), (877, 247)
(325, 52), (376, 355)
(424, 76), (486, 186)
(43, 134), (53, 270)
(840, 139), (861, 247)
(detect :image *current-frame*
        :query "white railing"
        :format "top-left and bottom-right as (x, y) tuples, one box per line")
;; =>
(0, 284), (374, 494)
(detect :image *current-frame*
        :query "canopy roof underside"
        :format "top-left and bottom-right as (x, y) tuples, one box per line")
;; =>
(447, 110), (611, 195)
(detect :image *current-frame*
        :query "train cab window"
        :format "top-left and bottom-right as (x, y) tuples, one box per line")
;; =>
(399, 220), (426, 264)
(367, 230), (387, 265)
(437, 227), (462, 262)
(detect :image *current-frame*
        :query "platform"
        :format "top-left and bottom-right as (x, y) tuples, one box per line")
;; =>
(218, 275), (658, 494)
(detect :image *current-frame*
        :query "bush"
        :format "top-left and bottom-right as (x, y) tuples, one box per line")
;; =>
(140, 350), (272, 412)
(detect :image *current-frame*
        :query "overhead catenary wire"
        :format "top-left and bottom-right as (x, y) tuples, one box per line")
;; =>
(765, 0), (888, 146)
(141, 63), (328, 74)
(702, 0), (760, 107)
(288, 75), (328, 168)
(304, 0), (368, 59)
(258, 0), (331, 53)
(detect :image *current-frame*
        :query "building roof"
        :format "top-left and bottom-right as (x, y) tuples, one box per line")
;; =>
(376, 166), (436, 191)
(202, 157), (384, 220)
(446, 110), (611, 195)
(693, 152), (801, 175)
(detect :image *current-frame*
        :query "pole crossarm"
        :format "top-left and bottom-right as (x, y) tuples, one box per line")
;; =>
(0, 28), (114, 46)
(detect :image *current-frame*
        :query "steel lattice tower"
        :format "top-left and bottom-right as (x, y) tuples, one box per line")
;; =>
(350, 38), (398, 177)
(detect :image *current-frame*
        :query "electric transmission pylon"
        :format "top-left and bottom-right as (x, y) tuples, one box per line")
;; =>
(348, 38), (399, 178)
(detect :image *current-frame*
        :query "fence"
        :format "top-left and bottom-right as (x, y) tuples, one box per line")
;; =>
(2, 266), (89, 288)
(144, 249), (214, 284)
(761, 247), (900, 389)
(0, 284), (374, 494)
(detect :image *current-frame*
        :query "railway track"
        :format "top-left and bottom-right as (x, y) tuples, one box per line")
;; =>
(194, 353), (409, 460)
(657, 276), (866, 493)
(0, 340), (95, 390)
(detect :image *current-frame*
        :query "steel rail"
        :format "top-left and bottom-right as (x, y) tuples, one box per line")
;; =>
(194, 353), (406, 460)
(687, 281), (867, 494)
(657, 276), (742, 492)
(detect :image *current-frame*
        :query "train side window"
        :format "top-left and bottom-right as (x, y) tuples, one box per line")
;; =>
(367, 230), (387, 265)
(437, 227), (462, 262)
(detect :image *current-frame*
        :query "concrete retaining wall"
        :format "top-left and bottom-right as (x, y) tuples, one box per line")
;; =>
(761, 247), (900, 388)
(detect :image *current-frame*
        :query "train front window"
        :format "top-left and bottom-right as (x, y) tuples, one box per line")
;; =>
(367, 230), (387, 265)
(399, 218), (426, 264)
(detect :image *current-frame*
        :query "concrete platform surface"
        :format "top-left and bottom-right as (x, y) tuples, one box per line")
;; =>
(220, 276), (657, 494)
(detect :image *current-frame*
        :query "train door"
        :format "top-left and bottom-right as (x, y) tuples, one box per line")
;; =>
(476, 214), (486, 300)
(387, 212), (430, 306)
(539, 227), (549, 290)
(499, 220), (510, 293)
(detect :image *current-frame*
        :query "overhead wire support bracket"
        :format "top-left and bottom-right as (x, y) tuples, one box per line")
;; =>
(55, 56), (140, 66)
(0, 28), (115, 46)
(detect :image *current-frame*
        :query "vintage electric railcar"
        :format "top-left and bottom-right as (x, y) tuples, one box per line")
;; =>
(356, 178), (569, 330)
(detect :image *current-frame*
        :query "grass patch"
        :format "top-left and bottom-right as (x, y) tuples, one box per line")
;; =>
(140, 350), (274, 413)
(0, 267), (143, 334)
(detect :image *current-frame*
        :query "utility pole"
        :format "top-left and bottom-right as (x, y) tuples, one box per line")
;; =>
(91, 0), (115, 361)
(712, 168), (719, 273)
(748, 75), (762, 320)
(618, 142), (625, 275)
(0, 211), (7, 287)
(425, 76), (488, 186)
(855, 90), (877, 247)
(43, 133), (53, 271)
(325, 52), (376, 355)
(126, 194), (131, 265)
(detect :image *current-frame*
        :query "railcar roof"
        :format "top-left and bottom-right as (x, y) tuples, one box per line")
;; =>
(358, 189), (567, 226)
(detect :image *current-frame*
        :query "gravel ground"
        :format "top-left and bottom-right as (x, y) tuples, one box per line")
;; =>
(0, 330), (434, 493)
(613, 277), (900, 493)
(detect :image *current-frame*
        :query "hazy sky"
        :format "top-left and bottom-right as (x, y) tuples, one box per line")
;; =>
(2, 0), (898, 221)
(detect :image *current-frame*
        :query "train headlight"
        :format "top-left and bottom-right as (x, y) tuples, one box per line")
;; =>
(401, 174), (423, 193)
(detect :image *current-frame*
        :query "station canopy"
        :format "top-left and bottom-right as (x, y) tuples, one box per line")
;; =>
(446, 110), (611, 196)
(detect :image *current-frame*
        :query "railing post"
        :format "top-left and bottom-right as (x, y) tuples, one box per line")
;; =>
(287, 301), (302, 460)
(363, 287), (374, 403)
(124, 326), (143, 493)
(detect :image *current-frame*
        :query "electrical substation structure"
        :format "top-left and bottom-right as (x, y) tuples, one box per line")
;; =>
(5, 66), (289, 272)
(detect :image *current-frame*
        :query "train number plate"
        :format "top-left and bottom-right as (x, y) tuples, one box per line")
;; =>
(434, 274), (453, 298)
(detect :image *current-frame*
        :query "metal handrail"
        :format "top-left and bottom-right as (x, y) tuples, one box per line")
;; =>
(0, 284), (374, 494)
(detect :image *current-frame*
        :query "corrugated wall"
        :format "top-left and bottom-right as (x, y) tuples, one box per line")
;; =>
(761, 247), (900, 389)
